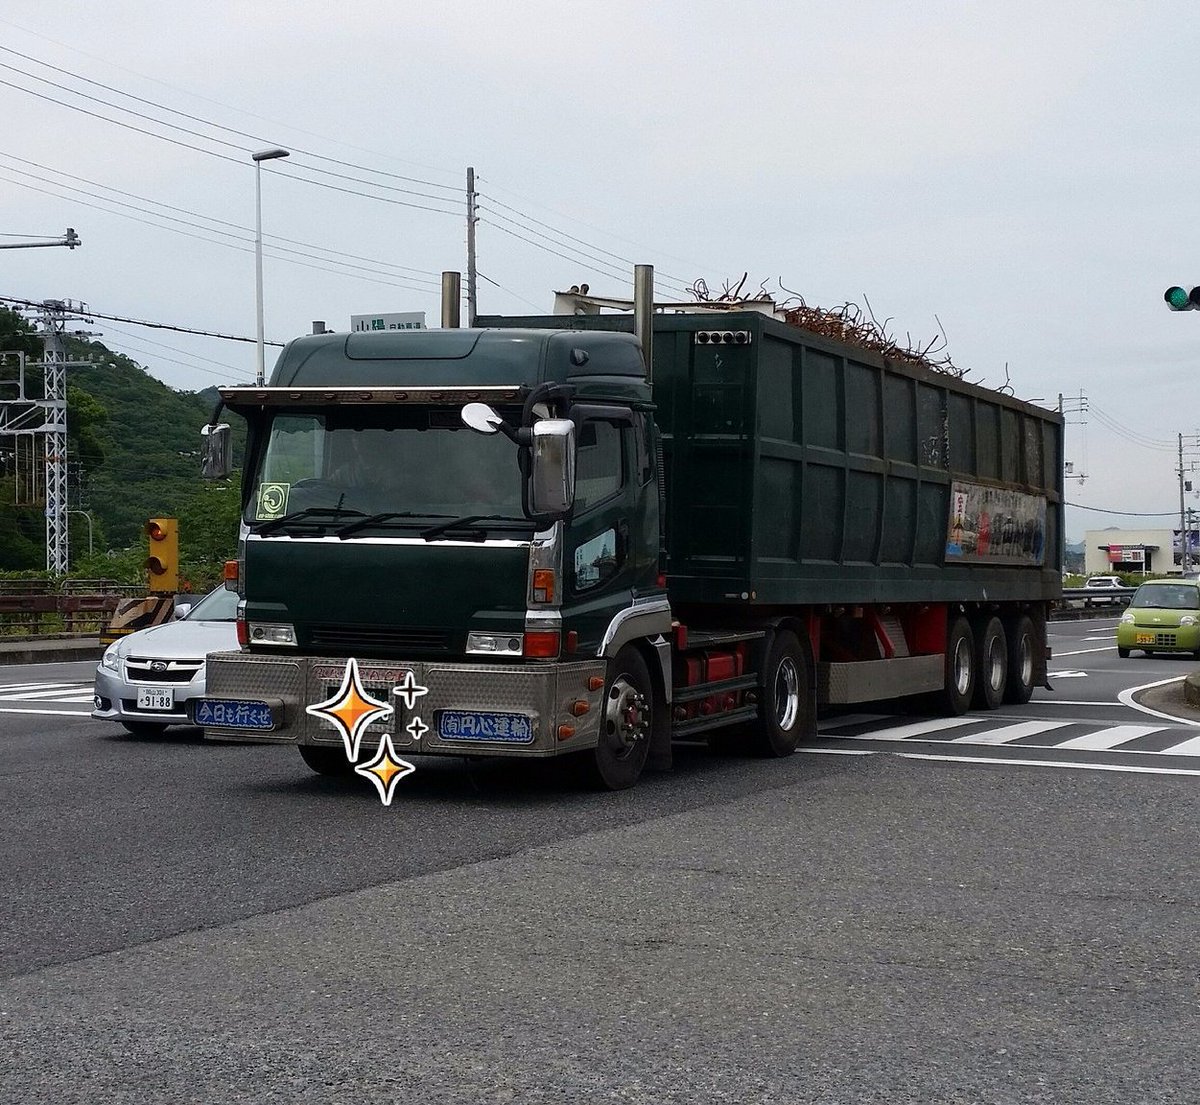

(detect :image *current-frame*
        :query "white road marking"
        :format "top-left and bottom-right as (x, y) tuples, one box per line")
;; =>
(1051, 646), (1115, 657)
(0, 686), (92, 701)
(798, 748), (1200, 777)
(1158, 733), (1200, 756)
(1051, 724), (1163, 751)
(0, 682), (75, 694)
(0, 707), (92, 717)
(1048, 670), (1089, 678)
(948, 720), (1072, 745)
(1029, 700), (1126, 707)
(830, 717), (978, 741)
(1118, 676), (1200, 727)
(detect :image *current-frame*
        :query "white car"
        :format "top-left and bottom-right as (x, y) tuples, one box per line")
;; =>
(92, 586), (239, 736)
(1083, 575), (1124, 589)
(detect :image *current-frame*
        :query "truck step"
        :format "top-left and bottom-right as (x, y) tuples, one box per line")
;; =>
(672, 673), (759, 704)
(876, 614), (910, 657)
(671, 704), (759, 739)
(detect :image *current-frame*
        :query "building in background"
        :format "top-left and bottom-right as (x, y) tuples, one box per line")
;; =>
(1083, 528), (1187, 576)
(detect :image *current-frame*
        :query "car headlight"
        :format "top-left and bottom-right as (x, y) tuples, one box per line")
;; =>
(1120, 612), (1134, 624)
(101, 643), (120, 671)
(1181, 616), (1198, 627)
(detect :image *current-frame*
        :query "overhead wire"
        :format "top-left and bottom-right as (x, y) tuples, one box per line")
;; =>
(0, 156), (442, 286)
(0, 171), (443, 295)
(0, 21), (461, 180)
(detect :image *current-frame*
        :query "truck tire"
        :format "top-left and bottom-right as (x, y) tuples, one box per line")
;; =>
(972, 616), (1007, 710)
(939, 617), (975, 716)
(587, 646), (653, 790)
(749, 630), (808, 757)
(299, 744), (354, 776)
(1004, 614), (1037, 703)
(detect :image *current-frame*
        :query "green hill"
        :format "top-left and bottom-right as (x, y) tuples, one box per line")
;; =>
(0, 306), (244, 586)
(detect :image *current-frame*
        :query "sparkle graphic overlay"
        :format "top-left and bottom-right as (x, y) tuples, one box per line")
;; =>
(393, 669), (430, 711)
(354, 734), (416, 806)
(305, 657), (394, 762)
(406, 716), (429, 742)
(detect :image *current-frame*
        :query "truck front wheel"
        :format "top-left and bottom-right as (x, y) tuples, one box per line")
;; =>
(750, 630), (809, 757)
(939, 617), (976, 715)
(299, 744), (354, 776)
(587, 646), (653, 790)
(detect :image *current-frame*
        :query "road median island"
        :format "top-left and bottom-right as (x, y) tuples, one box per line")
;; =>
(1133, 674), (1200, 722)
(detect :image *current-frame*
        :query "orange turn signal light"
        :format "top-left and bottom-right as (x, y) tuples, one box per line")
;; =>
(569, 700), (590, 716)
(557, 724), (576, 741)
(223, 559), (239, 581)
(587, 676), (604, 691)
(532, 569), (556, 604)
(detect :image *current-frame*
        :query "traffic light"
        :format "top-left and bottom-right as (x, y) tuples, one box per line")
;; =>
(1164, 286), (1200, 311)
(144, 517), (179, 592)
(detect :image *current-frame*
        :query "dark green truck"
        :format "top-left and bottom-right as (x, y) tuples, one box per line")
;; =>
(197, 270), (1062, 789)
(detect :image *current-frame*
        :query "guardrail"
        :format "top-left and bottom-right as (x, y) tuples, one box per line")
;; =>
(0, 580), (144, 638)
(1059, 586), (1136, 608)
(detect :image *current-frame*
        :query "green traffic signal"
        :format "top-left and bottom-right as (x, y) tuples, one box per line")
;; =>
(1165, 286), (1193, 310)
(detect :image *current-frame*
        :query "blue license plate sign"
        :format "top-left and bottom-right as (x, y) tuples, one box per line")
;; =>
(194, 699), (275, 731)
(436, 710), (534, 744)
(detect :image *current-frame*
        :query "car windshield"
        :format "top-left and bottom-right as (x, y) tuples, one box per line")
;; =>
(184, 586), (240, 621)
(245, 407), (527, 527)
(1130, 583), (1200, 610)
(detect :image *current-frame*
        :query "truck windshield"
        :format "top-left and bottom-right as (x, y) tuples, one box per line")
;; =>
(246, 408), (527, 527)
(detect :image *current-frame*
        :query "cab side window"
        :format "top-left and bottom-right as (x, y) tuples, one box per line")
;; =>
(574, 420), (624, 513)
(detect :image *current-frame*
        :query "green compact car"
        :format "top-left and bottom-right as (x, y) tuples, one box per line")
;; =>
(1116, 579), (1200, 658)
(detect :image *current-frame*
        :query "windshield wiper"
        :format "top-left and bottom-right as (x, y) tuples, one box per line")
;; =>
(420, 514), (531, 541)
(254, 505), (366, 535)
(335, 512), (454, 539)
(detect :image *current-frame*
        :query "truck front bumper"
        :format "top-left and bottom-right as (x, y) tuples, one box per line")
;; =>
(196, 651), (607, 758)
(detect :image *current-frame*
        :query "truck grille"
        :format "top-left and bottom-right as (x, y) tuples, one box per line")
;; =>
(308, 624), (453, 655)
(125, 657), (205, 683)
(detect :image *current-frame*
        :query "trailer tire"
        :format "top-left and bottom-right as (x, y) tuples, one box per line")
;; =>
(939, 617), (976, 716)
(299, 744), (354, 776)
(586, 646), (653, 791)
(973, 616), (1007, 710)
(1003, 614), (1037, 704)
(750, 630), (808, 757)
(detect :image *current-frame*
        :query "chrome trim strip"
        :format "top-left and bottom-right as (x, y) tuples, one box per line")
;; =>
(245, 533), (530, 549)
(220, 385), (525, 405)
(598, 597), (673, 658)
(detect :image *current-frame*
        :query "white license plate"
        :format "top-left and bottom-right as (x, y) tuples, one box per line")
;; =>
(137, 687), (174, 711)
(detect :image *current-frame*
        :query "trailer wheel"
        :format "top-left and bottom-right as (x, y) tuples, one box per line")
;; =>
(299, 744), (354, 776)
(973, 617), (1007, 710)
(749, 630), (809, 757)
(586, 646), (653, 790)
(1004, 615), (1037, 703)
(939, 617), (976, 716)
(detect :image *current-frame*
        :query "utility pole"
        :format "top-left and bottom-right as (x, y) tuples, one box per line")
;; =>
(1177, 432), (1200, 574)
(466, 166), (478, 327)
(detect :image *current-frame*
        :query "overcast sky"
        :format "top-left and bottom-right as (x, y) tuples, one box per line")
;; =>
(2, 1), (1198, 542)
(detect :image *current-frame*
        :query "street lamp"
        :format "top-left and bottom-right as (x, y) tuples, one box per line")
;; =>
(252, 147), (289, 386)
(67, 509), (93, 558)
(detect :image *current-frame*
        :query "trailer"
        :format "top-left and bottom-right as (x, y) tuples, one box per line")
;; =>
(195, 270), (1061, 789)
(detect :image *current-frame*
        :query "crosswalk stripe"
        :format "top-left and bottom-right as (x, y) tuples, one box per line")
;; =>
(1158, 733), (1200, 756)
(59, 694), (96, 703)
(948, 720), (1073, 745)
(830, 717), (979, 741)
(1052, 724), (1164, 751)
(0, 682), (75, 693)
(0, 686), (92, 701)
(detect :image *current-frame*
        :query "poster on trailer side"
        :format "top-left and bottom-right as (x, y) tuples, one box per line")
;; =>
(945, 480), (1047, 566)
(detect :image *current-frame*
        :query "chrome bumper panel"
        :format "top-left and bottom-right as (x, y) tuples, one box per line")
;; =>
(201, 650), (607, 757)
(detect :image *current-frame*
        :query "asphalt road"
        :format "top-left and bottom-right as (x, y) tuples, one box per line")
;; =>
(1, 622), (1198, 1103)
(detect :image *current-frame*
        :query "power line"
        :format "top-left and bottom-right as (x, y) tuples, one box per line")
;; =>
(1065, 502), (1182, 516)
(0, 19), (461, 180)
(0, 294), (284, 346)
(0, 171), (443, 295)
(475, 271), (545, 313)
(0, 153), (444, 282)
(0, 73), (460, 216)
(0, 45), (461, 194)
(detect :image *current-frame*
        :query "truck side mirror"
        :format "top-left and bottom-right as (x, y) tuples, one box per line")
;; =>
(529, 420), (576, 517)
(461, 403), (505, 435)
(201, 423), (233, 479)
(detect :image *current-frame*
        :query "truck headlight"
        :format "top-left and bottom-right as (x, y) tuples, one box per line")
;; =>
(1120, 612), (1134, 624)
(101, 643), (120, 671)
